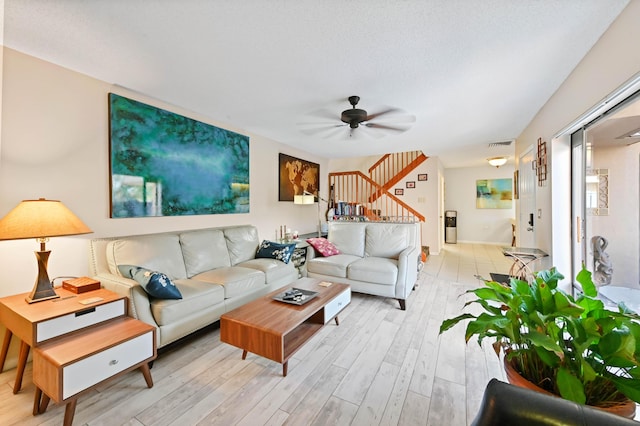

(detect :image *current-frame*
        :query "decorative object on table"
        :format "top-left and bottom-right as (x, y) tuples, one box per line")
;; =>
(534, 137), (548, 186)
(439, 266), (640, 418)
(487, 156), (508, 168)
(61, 276), (101, 294)
(476, 178), (513, 209)
(591, 235), (613, 286)
(272, 288), (318, 305)
(395, 188), (404, 196)
(278, 153), (319, 202)
(418, 173), (428, 181)
(406, 181), (415, 189)
(0, 198), (92, 303)
(109, 93), (249, 218)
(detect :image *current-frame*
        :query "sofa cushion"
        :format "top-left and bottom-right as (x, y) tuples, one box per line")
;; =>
(328, 223), (366, 257)
(256, 240), (297, 264)
(107, 234), (187, 280)
(307, 237), (340, 257)
(307, 254), (362, 278)
(179, 229), (231, 277)
(224, 226), (260, 265)
(365, 225), (409, 259)
(348, 257), (398, 285)
(150, 279), (224, 326)
(238, 258), (297, 283)
(118, 265), (183, 299)
(192, 266), (265, 299)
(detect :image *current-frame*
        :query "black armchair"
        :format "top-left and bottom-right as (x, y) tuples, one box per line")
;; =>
(472, 379), (637, 426)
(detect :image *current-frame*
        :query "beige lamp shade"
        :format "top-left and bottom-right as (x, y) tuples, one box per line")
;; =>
(0, 198), (92, 240)
(0, 198), (92, 303)
(294, 194), (315, 205)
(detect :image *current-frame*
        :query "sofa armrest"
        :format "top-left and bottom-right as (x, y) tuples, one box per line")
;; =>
(95, 273), (158, 329)
(395, 246), (418, 299)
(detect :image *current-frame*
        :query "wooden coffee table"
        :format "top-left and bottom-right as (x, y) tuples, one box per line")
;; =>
(220, 278), (350, 376)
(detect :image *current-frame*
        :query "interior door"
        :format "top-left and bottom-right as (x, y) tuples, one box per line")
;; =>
(519, 147), (536, 247)
(571, 129), (586, 280)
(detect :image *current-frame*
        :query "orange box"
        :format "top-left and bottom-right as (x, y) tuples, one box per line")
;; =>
(62, 277), (101, 294)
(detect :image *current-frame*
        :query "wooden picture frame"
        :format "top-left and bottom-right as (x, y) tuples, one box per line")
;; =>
(278, 153), (319, 201)
(406, 181), (416, 189)
(418, 174), (428, 181)
(395, 188), (404, 196)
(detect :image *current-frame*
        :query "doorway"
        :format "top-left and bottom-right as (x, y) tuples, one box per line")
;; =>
(571, 92), (640, 296)
(518, 146), (536, 248)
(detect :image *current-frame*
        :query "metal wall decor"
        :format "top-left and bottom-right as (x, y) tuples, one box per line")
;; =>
(534, 137), (547, 186)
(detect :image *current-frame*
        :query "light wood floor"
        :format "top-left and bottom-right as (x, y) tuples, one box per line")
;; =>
(1, 243), (514, 426)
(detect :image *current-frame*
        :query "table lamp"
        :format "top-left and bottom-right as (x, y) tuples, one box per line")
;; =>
(0, 198), (93, 303)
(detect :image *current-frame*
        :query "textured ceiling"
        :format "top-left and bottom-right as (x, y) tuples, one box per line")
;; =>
(3, 0), (630, 167)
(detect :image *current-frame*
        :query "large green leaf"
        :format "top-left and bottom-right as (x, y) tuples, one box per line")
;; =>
(553, 292), (584, 317)
(439, 313), (476, 334)
(526, 330), (563, 355)
(608, 375), (640, 403)
(557, 367), (586, 404)
(576, 266), (597, 297)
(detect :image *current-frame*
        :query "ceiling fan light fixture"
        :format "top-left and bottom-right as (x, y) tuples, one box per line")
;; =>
(488, 157), (508, 168)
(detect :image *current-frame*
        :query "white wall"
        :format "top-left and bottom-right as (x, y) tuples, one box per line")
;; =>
(515, 1), (640, 274)
(443, 165), (515, 244)
(0, 48), (327, 298)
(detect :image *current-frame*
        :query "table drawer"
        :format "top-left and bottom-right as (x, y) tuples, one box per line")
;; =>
(324, 288), (350, 323)
(37, 299), (126, 343)
(62, 330), (153, 399)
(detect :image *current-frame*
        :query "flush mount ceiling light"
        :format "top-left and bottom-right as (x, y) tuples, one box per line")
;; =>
(487, 157), (508, 168)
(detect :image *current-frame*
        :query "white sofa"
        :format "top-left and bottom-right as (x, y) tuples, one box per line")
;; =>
(306, 222), (421, 310)
(88, 225), (298, 348)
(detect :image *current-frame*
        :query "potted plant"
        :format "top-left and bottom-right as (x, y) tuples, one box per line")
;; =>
(439, 266), (640, 418)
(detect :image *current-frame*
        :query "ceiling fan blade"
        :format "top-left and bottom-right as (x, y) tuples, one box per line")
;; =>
(299, 124), (345, 136)
(365, 107), (401, 121)
(364, 122), (411, 132)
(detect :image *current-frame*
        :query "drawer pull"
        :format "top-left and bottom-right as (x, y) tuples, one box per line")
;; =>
(109, 359), (119, 366)
(75, 307), (96, 317)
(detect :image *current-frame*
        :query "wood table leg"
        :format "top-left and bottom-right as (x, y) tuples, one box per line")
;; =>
(13, 341), (30, 394)
(140, 363), (154, 388)
(242, 349), (248, 360)
(32, 387), (50, 415)
(283, 361), (288, 377)
(0, 329), (12, 372)
(63, 399), (77, 426)
(334, 316), (339, 326)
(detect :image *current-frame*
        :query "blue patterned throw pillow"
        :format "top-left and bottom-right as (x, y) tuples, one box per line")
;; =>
(256, 240), (297, 264)
(118, 265), (183, 299)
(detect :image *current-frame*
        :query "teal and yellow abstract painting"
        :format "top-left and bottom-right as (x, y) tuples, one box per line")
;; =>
(109, 93), (249, 217)
(476, 178), (512, 209)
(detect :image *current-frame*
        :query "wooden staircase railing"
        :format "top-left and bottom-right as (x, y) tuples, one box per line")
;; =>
(328, 171), (425, 222)
(368, 151), (428, 202)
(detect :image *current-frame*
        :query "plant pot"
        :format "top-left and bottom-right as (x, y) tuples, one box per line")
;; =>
(503, 356), (637, 419)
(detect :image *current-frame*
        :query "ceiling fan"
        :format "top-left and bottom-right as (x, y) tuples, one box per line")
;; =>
(299, 96), (415, 138)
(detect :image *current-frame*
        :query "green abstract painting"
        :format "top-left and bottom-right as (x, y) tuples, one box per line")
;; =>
(476, 178), (512, 209)
(109, 93), (249, 217)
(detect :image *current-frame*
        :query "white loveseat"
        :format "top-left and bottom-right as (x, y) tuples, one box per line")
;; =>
(306, 222), (421, 310)
(89, 225), (298, 348)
